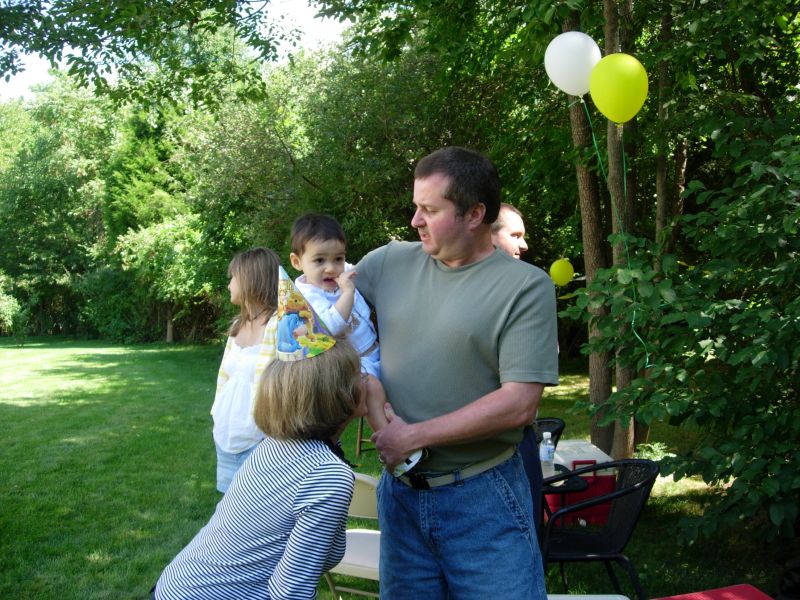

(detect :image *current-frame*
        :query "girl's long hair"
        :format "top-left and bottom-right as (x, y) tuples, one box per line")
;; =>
(227, 247), (280, 337)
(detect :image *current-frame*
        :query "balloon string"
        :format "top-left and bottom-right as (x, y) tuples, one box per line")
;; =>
(619, 128), (653, 368)
(581, 98), (608, 182)
(579, 101), (653, 368)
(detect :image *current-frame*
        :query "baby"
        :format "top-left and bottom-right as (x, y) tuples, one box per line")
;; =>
(290, 213), (423, 474)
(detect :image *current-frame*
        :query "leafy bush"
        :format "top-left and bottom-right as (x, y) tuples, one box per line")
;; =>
(77, 266), (160, 343)
(564, 125), (800, 541)
(117, 214), (218, 341)
(0, 273), (21, 336)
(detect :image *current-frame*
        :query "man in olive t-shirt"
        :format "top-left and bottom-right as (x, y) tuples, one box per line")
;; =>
(354, 147), (558, 600)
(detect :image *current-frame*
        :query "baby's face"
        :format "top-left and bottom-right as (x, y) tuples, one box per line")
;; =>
(292, 238), (346, 292)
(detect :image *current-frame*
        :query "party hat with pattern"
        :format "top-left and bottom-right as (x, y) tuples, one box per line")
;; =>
(276, 266), (336, 361)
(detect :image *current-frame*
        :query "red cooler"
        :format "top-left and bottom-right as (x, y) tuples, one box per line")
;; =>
(545, 439), (615, 526)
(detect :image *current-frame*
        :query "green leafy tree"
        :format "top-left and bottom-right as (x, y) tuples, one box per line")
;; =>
(0, 271), (21, 335)
(116, 214), (216, 342)
(560, 0), (800, 539)
(76, 265), (160, 342)
(0, 100), (33, 171)
(103, 108), (188, 243)
(0, 74), (114, 334)
(1, 1), (294, 106)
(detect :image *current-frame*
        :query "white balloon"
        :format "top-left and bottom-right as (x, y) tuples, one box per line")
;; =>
(544, 32), (602, 97)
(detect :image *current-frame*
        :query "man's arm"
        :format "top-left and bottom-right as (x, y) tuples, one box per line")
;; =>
(371, 381), (544, 471)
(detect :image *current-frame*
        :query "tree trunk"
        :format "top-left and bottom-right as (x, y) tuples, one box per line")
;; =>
(646, 10), (677, 449)
(165, 305), (174, 343)
(603, 0), (636, 459)
(668, 138), (688, 253)
(564, 11), (614, 453)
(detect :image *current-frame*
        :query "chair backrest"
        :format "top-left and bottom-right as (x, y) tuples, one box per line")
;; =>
(603, 459), (659, 551)
(349, 472), (379, 519)
(545, 458), (659, 554)
(535, 417), (566, 447)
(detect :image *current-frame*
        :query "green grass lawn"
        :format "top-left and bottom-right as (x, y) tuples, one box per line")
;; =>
(0, 337), (795, 599)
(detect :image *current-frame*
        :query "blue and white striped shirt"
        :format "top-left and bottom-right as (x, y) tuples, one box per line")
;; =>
(155, 438), (354, 599)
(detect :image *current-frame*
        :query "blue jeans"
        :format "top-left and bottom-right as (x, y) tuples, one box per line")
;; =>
(377, 451), (548, 600)
(215, 443), (257, 493)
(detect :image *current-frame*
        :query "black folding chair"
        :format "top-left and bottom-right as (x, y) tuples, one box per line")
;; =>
(540, 458), (659, 600)
(534, 417), (566, 447)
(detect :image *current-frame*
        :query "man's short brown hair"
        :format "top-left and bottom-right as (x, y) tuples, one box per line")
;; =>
(414, 146), (501, 224)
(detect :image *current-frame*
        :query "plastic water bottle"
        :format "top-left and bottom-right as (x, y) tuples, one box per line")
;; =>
(540, 432), (556, 479)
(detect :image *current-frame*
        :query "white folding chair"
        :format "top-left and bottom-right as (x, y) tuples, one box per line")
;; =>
(325, 472), (380, 598)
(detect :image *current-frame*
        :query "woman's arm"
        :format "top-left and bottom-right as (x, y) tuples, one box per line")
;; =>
(267, 462), (354, 599)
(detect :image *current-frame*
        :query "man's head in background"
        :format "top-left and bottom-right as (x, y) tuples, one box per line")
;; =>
(491, 203), (528, 259)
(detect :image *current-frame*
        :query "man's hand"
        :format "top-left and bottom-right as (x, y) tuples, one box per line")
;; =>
(371, 403), (415, 472)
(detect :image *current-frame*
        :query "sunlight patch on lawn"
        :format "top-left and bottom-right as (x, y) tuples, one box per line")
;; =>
(545, 374), (588, 398)
(0, 344), (136, 403)
(0, 393), (100, 407)
(86, 550), (113, 565)
(59, 435), (99, 446)
(652, 474), (710, 499)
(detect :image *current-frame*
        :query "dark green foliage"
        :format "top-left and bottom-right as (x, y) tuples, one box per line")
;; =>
(0, 78), (112, 334)
(556, 0), (800, 541)
(564, 122), (800, 540)
(77, 266), (160, 342)
(117, 214), (220, 341)
(0, 271), (21, 335)
(103, 110), (188, 243)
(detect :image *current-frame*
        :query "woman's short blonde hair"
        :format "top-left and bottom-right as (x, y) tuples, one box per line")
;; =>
(254, 340), (362, 440)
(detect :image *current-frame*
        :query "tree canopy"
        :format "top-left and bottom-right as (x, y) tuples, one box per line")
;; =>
(1, 0), (798, 541)
(1, 0), (304, 105)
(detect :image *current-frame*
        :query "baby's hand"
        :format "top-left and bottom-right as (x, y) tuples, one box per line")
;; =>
(337, 270), (357, 292)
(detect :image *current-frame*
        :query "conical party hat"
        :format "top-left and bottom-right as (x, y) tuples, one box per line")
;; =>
(276, 266), (336, 361)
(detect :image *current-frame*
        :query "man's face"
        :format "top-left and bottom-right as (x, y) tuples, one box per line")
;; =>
(491, 209), (528, 259)
(410, 173), (471, 266)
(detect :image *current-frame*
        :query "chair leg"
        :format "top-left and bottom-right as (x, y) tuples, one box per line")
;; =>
(324, 572), (340, 599)
(356, 416), (364, 457)
(617, 555), (646, 600)
(559, 562), (569, 593)
(604, 560), (624, 595)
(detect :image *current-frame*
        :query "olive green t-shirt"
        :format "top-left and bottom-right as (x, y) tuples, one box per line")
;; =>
(355, 241), (559, 473)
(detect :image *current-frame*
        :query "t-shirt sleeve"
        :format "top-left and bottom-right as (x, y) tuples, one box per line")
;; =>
(498, 269), (559, 385)
(267, 462), (354, 600)
(354, 244), (390, 306)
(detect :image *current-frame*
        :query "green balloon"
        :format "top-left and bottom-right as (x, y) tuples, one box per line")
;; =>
(549, 258), (574, 287)
(589, 53), (648, 123)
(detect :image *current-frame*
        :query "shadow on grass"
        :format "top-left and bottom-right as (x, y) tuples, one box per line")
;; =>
(0, 340), (223, 599)
(3, 339), (796, 599)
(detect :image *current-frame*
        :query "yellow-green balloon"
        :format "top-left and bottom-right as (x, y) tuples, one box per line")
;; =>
(549, 258), (574, 287)
(589, 53), (648, 123)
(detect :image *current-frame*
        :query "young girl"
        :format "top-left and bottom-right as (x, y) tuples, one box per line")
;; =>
(154, 339), (366, 599)
(211, 247), (280, 493)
